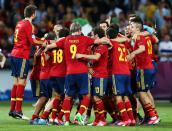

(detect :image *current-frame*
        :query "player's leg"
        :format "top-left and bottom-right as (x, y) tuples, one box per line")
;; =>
(9, 77), (18, 117)
(76, 73), (91, 125)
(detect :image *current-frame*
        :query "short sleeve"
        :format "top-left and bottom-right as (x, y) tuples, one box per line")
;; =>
(150, 36), (156, 44)
(136, 36), (145, 47)
(56, 37), (65, 48)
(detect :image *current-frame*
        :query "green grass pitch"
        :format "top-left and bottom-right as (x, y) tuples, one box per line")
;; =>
(0, 101), (172, 131)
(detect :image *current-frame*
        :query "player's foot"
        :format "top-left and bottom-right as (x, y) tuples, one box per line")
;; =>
(64, 121), (70, 126)
(72, 119), (79, 125)
(8, 110), (16, 118)
(87, 121), (99, 126)
(108, 120), (117, 125)
(97, 121), (106, 126)
(76, 113), (84, 125)
(14, 111), (29, 120)
(49, 117), (55, 125)
(142, 117), (159, 126)
(38, 119), (48, 125)
(30, 118), (39, 125)
(111, 120), (125, 126)
(54, 118), (64, 125)
(130, 119), (136, 126)
(140, 117), (149, 125)
(136, 113), (143, 123)
(83, 115), (90, 124)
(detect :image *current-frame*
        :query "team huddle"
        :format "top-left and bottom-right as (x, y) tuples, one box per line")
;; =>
(8, 5), (160, 127)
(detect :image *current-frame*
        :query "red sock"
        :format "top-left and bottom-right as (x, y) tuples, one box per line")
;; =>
(31, 114), (38, 121)
(58, 110), (64, 120)
(144, 103), (156, 118)
(125, 101), (134, 120)
(96, 99), (105, 122)
(152, 107), (158, 116)
(61, 98), (71, 122)
(16, 84), (25, 112)
(93, 101), (99, 123)
(117, 102), (129, 122)
(51, 96), (60, 119)
(79, 95), (90, 115)
(10, 85), (17, 111)
(41, 111), (51, 119)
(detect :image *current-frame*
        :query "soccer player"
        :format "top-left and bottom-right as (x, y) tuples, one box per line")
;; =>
(30, 32), (56, 125)
(9, 5), (46, 119)
(76, 27), (109, 126)
(106, 27), (135, 126)
(44, 22), (111, 126)
(128, 17), (159, 125)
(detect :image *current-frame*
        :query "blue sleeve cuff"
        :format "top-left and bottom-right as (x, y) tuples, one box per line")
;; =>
(143, 25), (153, 34)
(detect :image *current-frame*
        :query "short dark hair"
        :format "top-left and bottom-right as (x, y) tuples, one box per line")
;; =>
(109, 23), (119, 33)
(130, 17), (143, 30)
(128, 14), (138, 19)
(99, 21), (109, 27)
(93, 26), (105, 38)
(45, 31), (56, 40)
(24, 5), (37, 18)
(106, 27), (118, 39)
(59, 28), (69, 38)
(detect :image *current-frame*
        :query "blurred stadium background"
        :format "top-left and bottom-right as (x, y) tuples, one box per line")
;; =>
(0, 0), (172, 102)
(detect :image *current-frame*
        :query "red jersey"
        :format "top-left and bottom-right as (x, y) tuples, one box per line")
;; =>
(49, 48), (66, 77)
(133, 36), (154, 69)
(111, 40), (130, 75)
(40, 52), (52, 79)
(29, 55), (41, 80)
(56, 36), (95, 74)
(92, 45), (108, 78)
(11, 20), (45, 60)
(145, 35), (159, 61)
(125, 40), (135, 70)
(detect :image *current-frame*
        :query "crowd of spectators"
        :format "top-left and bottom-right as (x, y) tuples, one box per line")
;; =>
(0, 0), (172, 65)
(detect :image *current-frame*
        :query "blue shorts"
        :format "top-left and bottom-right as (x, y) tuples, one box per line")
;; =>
(151, 61), (158, 89)
(92, 77), (108, 96)
(105, 76), (113, 96)
(49, 76), (65, 95)
(112, 74), (132, 96)
(11, 56), (29, 79)
(65, 73), (90, 97)
(40, 79), (52, 98)
(136, 69), (155, 92)
(30, 80), (40, 97)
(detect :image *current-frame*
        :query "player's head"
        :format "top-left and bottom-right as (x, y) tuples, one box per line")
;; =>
(53, 24), (63, 37)
(106, 24), (119, 39)
(130, 17), (143, 35)
(45, 31), (56, 40)
(125, 25), (132, 38)
(59, 27), (69, 38)
(24, 5), (37, 19)
(70, 22), (82, 34)
(99, 21), (109, 32)
(93, 26), (105, 39)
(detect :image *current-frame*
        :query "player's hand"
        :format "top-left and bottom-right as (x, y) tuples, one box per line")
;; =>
(0, 62), (5, 68)
(42, 41), (48, 47)
(75, 54), (84, 59)
(106, 16), (111, 25)
(88, 67), (94, 75)
(130, 52), (136, 60)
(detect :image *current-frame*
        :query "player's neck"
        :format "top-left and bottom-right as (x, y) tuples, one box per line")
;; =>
(24, 17), (33, 23)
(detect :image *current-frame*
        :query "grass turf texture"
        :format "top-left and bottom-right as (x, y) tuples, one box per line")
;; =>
(0, 101), (172, 131)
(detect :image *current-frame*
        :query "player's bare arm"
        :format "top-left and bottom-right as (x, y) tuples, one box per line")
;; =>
(128, 45), (145, 60)
(0, 52), (6, 68)
(76, 53), (101, 61)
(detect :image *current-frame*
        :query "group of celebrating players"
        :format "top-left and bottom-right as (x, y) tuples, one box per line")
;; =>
(8, 4), (160, 127)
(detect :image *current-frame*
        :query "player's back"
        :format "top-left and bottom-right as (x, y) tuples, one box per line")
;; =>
(11, 20), (34, 59)
(111, 40), (130, 75)
(64, 35), (94, 74)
